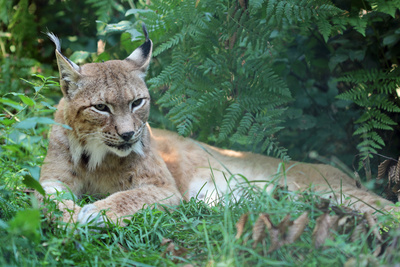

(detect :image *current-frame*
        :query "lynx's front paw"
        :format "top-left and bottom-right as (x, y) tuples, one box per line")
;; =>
(77, 204), (105, 227)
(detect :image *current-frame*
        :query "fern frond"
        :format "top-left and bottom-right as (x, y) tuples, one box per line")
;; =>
(355, 109), (396, 125)
(250, 0), (267, 12)
(234, 112), (254, 137)
(337, 68), (400, 159)
(369, 131), (385, 147)
(119, 0), (359, 160)
(85, 0), (118, 23)
(218, 103), (243, 142)
(153, 32), (185, 57)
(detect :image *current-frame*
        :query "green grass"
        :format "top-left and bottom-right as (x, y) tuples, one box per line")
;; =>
(1, 176), (400, 266)
(1, 75), (400, 266)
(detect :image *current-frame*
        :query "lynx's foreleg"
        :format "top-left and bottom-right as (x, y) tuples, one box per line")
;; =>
(77, 185), (182, 226)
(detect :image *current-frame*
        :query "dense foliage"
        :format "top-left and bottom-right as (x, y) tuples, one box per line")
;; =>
(1, 0), (400, 265)
(101, 0), (400, 164)
(2, 0), (400, 162)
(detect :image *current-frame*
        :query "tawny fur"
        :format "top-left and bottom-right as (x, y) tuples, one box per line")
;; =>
(39, 28), (398, 225)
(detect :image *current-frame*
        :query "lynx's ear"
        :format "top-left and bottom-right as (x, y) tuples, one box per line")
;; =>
(47, 32), (81, 98)
(125, 24), (153, 78)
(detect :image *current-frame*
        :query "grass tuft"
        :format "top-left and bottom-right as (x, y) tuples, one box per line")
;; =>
(2, 175), (400, 266)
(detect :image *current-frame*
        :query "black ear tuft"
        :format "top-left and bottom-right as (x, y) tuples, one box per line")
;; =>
(125, 23), (153, 76)
(142, 23), (149, 42)
(47, 32), (81, 98)
(46, 32), (81, 72)
(139, 23), (151, 58)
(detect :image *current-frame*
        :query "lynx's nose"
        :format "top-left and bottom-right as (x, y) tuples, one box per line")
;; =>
(120, 131), (135, 141)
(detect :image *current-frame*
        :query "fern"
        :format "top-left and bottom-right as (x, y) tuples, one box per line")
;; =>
(85, 0), (119, 23)
(337, 69), (400, 161)
(218, 103), (244, 142)
(153, 32), (185, 57)
(106, 0), (400, 163)
(264, 0), (342, 31)
(107, 0), (353, 160)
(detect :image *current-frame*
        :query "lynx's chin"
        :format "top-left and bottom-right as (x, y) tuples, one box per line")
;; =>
(69, 135), (144, 171)
(107, 141), (144, 158)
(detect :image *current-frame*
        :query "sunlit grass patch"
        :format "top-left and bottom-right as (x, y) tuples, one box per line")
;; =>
(1, 176), (400, 266)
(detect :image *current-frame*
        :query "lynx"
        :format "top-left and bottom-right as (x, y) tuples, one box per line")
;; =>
(39, 25), (397, 226)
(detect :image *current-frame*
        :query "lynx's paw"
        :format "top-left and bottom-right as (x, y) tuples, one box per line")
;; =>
(77, 204), (105, 227)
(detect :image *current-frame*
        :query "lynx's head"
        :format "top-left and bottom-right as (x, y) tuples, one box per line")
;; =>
(48, 25), (153, 170)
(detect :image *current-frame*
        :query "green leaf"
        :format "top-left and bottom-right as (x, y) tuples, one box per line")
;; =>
(26, 165), (41, 180)
(126, 28), (142, 42)
(317, 19), (332, 42)
(9, 209), (41, 243)
(23, 174), (45, 196)
(33, 86), (42, 93)
(0, 98), (23, 111)
(374, 0), (398, 17)
(18, 94), (35, 107)
(14, 117), (58, 129)
(105, 20), (132, 33)
(382, 34), (399, 46)
(121, 32), (140, 52)
(0, 118), (16, 126)
(70, 51), (91, 64)
(14, 118), (36, 129)
(40, 101), (57, 110)
(96, 52), (111, 62)
(125, 8), (155, 17)
(347, 17), (367, 37)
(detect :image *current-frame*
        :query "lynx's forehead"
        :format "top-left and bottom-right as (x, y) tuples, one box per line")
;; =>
(77, 60), (149, 102)
(81, 60), (133, 76)
(80, 60), (145, 86)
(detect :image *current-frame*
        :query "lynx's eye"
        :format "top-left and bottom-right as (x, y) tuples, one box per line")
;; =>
(94, 104), (110, 113)
(130, 98), (144, 111)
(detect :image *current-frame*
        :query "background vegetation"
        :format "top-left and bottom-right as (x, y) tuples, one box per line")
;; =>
(1, 0), (400, 265)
